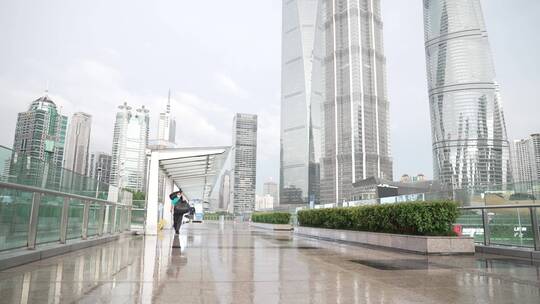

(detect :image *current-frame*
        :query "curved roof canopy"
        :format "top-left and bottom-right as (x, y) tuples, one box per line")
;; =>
(150, 146), (230, 200)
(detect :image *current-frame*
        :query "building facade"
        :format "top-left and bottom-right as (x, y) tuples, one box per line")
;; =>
(231, 113), (257, 214)
(423, 0), (511, 189)
(157, 90), (176, 146)
(263, 181), (279, 206)
(110, 102), (149, 192)
(88, 152), (112, 185)
(280, 0), (323, 206)
(511, 134), (540, 185)
(255, 194), (274, 211)
(64, 112), (92, 175)
(13, 93), (68, 167)
(320, 0), (393, 204)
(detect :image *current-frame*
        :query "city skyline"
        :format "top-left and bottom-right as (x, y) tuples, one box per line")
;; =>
(0, 1), (538, 194)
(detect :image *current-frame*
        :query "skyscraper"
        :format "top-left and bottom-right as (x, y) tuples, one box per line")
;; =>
(263, 180), (279, 206)
(157, 90), (176, 146)
(511, 134), (540, 184)
(64, 112), (92, 175)
(88, 152), (112, 184)
(280, 0), (323, 206)
(231, 113), (257, 214)
(320, 0), (393, 204)
(13, 92), (68, 169)
(110, 102), (149, 192)
(423, 0), (511, 189)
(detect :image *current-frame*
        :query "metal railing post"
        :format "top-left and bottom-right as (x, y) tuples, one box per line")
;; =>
(127, 206), (132, 231)
(530, 207), (540, 251)
(482, 209), (491, 246)
(97, 204), (105, 236)
(110, 206), (117, 234)
(27, 193), (42, 250)
(59, 197), (70, 244)
(82, 201), (90, 240)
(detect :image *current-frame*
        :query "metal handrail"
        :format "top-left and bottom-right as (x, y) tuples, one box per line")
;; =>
(458, 204), (539, 251)
(0, 180), (132, 251)
(0, 181), (129, 207)
(460, 204), (539, 210)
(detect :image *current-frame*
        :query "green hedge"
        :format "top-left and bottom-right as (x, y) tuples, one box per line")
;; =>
(297, 201), (459, 236)
(252, 212), (291, 224)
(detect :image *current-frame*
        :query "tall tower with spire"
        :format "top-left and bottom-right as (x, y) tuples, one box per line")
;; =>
(157, 90), (176, 145)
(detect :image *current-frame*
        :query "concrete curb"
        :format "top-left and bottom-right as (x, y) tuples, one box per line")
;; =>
(0, 234), (130, 271)
(295, 226), (475, 255)
(250, 222), (294, 231)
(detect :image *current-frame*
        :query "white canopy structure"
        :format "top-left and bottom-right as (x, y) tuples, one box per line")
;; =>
(145, 146), (230, 234)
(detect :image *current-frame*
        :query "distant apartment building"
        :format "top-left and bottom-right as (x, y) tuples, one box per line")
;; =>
(64, 112), (92, 176)
(255, 194), (274, 211)
(263, 181), (278, 206)
(88, 152), (112, 185)
(512, 134), (540, 184)
(231, 113), (257, 213)
(400, 174), (426, 183)
(110, 102), (149, 192)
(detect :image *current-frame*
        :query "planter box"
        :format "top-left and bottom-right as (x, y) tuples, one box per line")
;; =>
(251, 222), (293, 231)
(295, 226), (474, 255)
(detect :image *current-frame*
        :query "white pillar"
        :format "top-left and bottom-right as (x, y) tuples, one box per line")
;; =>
(145, 151), (160, 235)
(163, 175), (173, 228)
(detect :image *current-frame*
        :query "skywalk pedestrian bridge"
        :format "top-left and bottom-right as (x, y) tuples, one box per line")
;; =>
(0, 223), (539, 303)
(0, 145), (540, 303)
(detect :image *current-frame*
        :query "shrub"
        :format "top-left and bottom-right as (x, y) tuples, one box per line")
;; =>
(297, 201), (459, 236)
(252, 212), (291, 224)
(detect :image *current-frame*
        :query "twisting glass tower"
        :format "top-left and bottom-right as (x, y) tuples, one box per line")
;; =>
(423, 0), (511, 190)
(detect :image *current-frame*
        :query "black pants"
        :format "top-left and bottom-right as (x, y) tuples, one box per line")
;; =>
(173, 209), (185, 233)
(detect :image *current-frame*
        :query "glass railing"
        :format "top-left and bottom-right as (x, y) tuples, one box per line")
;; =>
(458, 205), (540, 250)
(0, 182), (131, 252)
(0, 145), (132, 202)
(131, 200), (146, 230)
(0, 144), (133, 252)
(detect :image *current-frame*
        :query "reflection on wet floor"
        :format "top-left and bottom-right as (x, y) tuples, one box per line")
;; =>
(0, 222), (539, 304)
(349, 259), (457, 271)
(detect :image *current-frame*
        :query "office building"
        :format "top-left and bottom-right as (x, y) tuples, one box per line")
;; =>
(320, 0), (393, 204)
(280, 0), (323, 206)
(231, 113), (257, 213)
(110, 102), (149, 192)
(423, 0), (511, 189)
(64, 112), (92, 175)
(12, 92), (68, 185)
(263, 181), (279, 206)
(88, 152), (112, 184)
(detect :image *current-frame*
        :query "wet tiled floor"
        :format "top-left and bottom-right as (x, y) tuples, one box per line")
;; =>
(0, 222), (539, 303)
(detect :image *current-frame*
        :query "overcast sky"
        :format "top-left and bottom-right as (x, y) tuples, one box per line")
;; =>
(0, 0), (538, 194)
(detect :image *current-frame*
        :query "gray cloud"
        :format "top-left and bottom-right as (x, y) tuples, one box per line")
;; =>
(0, 0), (537, 193)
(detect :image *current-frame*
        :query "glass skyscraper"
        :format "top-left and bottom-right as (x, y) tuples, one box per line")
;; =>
(64, 112), (92, 175)
(110, 102), (150, 192)
(320, 0), (393, 204)
(13, 93), (68, 169)
(280, 0), (323, 206)
(423, 0), (511, 189)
